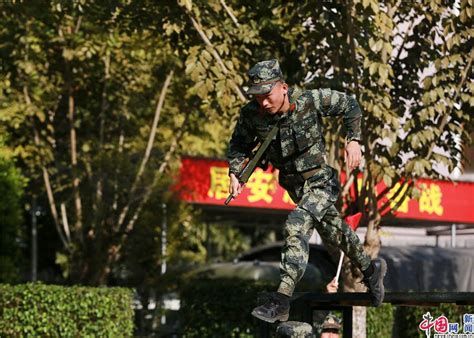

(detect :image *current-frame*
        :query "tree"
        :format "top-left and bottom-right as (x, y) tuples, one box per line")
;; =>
(266, 1), (472, 335)
(0, 0), (260, 285)
(1, 1), (183, 284)
(0, 137), (26, 283)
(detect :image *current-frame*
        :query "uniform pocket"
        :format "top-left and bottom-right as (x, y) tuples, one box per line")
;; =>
(293, 115), (319, 151)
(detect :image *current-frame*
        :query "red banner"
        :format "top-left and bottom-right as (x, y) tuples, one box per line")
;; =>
(174, 156), (474, 224)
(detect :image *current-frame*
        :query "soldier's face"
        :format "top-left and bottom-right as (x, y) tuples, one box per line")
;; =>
(255, 82), (288, 114)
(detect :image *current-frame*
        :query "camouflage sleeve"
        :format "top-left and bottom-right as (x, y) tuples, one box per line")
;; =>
(226, 111), (257, 176)
(311, 88), (362, 142)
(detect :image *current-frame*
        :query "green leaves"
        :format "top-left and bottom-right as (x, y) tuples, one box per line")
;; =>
(0, 0), (472, 288)
(0, 283), (134, 336)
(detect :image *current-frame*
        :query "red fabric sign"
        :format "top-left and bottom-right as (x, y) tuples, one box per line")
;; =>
(174, 156), (474, 224)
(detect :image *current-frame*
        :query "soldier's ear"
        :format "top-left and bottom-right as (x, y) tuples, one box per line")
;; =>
(281, 82), (288, 94)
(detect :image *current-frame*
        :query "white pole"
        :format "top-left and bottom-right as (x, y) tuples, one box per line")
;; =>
(31, 197), (38, 282)
(161, 203), (167, 326)
(335, 250), (344, 281)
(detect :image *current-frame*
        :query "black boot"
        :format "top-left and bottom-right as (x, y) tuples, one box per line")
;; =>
(251, 292), (290, 323)
(362, 258), (387, 307)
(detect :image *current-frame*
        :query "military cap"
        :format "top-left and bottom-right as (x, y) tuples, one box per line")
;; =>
(246, 59), (284, 95)
(276, 321), (313, 337)
(321, 314), (341, 331)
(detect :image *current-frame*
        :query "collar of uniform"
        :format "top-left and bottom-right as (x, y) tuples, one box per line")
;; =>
(288, 87), (301, 113)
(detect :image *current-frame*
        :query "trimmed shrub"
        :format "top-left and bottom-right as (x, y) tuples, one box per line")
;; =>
(179, 278), (276, 337)
(0, 283), (134, 337)
(367, 303), (394, 338)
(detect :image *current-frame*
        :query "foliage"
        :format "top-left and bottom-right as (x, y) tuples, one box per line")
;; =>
(179, 278), (275, 337)
(397, 303), (474, 337)
(0, 283), (134, 337)
(367, 303), (393, 338)
(0, 139), (26, 283)
(0, 0), (257, 285)
(264, 0), (473, 240)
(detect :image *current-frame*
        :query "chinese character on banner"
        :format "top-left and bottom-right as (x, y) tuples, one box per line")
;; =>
(419, 183), (444, 216)
(434, 315), (448, 334)
(246, 170), (276, 203)
(207, 166), (229, 200)
(386, 182), (409, 213)
(419, 312), (435, 338)
(283, 191), (296, 205)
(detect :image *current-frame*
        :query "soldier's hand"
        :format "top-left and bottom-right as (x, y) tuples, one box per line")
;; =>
(229, 173), (245, 197)
(345, 140), (361, 171)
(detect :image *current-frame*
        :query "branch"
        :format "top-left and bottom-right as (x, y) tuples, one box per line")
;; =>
(389, 0), (403, 18)
(380, 180), (414, 217)
(181, 2), (247, 103)
(74, 16), (83, 34)
(94, 52), (111, 216)
(135, 70), (174, 184)
(375, 184), (392, 202)
(116, 70), (174, 230)
(122, 113), (189, 236)
(392, 18), (416, 66)
(112, 130), (125, 211)
(60, 202), (72, 242)
(106, 116), (189, 268)
(26, 87), (70, 250)
(377, 179), (410, 215)
(345, 0), (360, 98)
(220, 0), (239, 26)
(65, 59), (83, 241)
(341, 169), (355, 198)
(426, 47), (473, 159)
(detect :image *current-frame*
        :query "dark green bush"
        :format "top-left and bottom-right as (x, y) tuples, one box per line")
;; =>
(0, 283), (134, 337)
(367, 303), (394, 338)
(179, 278), (276, 337)
(0, 148), (25, 283)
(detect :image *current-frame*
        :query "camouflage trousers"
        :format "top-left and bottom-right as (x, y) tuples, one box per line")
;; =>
(277, 165), (371, 297)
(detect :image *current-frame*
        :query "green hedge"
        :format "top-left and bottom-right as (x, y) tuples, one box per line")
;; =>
(0, 283), (134, 337)
(180, 278), (276, 337)
(367, 304), (393, 338)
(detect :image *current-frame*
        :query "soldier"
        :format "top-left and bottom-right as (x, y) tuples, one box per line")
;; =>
(227, 59), (386, 323)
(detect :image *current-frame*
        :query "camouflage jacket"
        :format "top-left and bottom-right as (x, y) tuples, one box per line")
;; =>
(227, 87), (362, 180)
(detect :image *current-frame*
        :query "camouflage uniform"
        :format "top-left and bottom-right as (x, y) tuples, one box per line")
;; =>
(227, 59), (371, 298)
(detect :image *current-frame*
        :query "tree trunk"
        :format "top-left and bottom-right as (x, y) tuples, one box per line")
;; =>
(343, 255), (366, 337)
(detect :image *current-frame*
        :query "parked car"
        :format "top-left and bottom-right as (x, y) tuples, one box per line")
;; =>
(236, 242), (474, 292)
